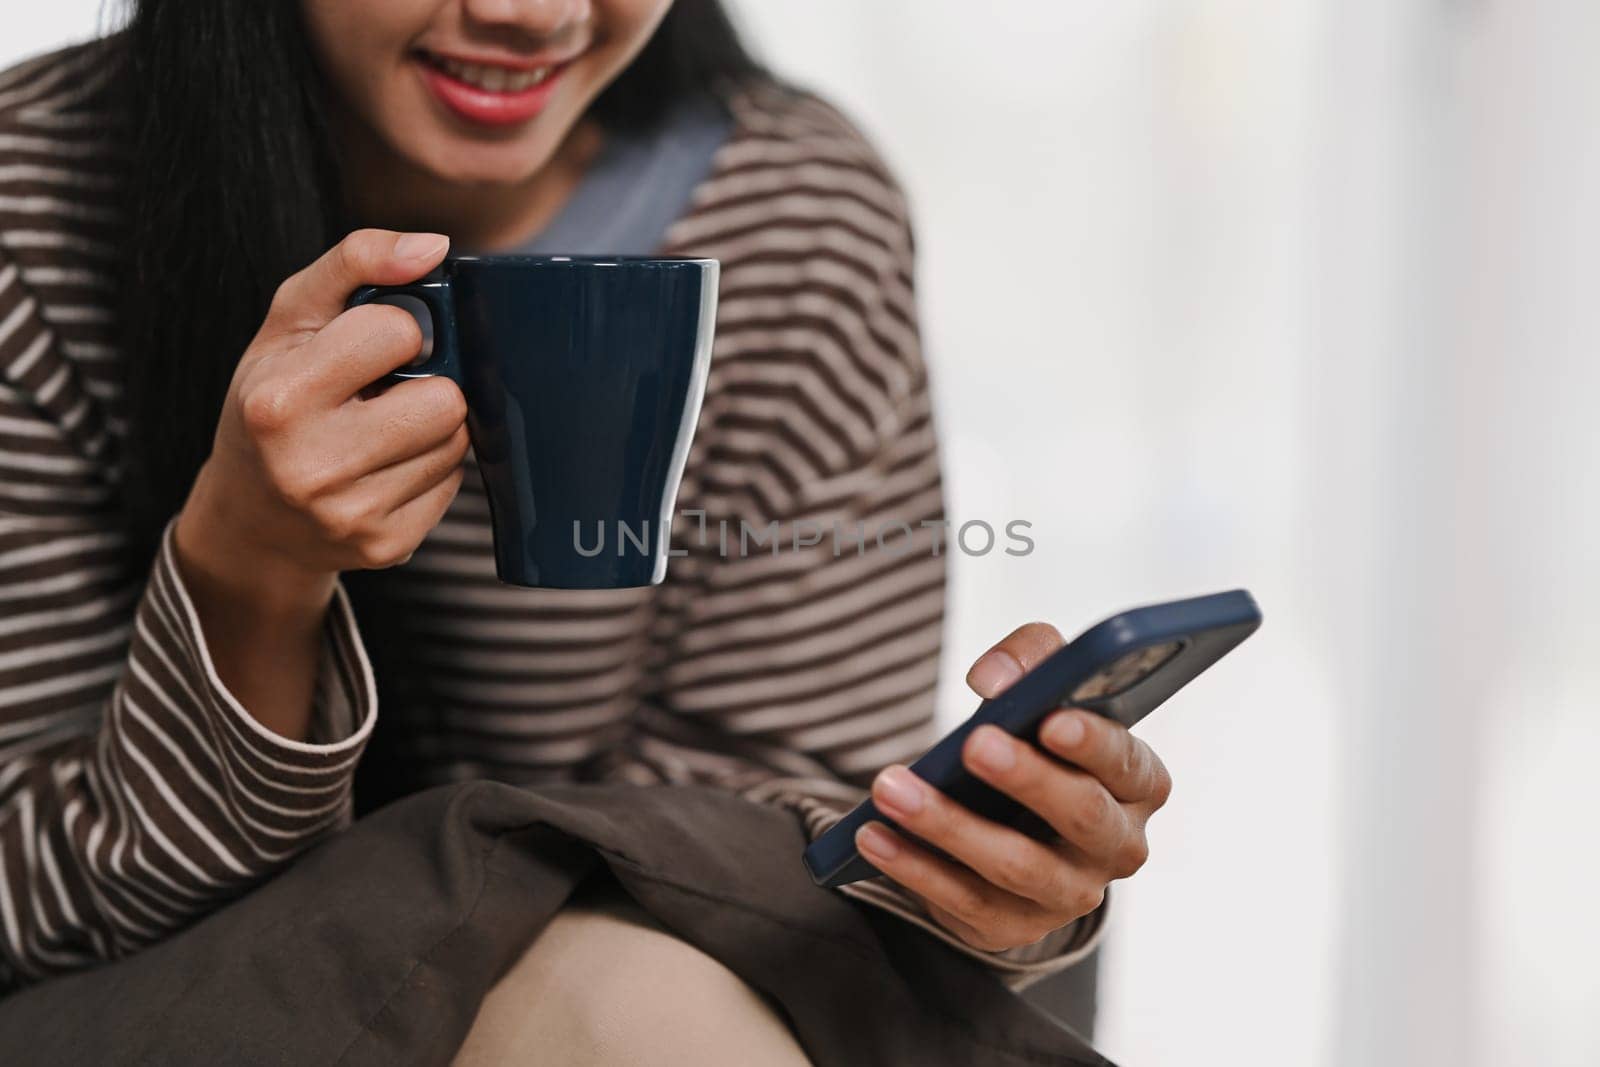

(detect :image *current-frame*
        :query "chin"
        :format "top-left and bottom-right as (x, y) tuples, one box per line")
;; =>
(412, 141), (563, 187)
(384, 99), (573, 183)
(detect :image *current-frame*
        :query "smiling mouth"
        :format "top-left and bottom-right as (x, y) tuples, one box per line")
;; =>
(417, 51), (559, 93)
(413, 48), (577, 126)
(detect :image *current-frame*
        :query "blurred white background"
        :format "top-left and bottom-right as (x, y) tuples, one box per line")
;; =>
(6, 3), (1598, 1065)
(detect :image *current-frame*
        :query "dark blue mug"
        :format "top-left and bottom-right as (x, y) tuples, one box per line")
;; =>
(351, 255), (717, 589)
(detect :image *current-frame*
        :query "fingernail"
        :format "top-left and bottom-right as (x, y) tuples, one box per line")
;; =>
(1046, 713), (1085, 748)
(394, 232), (449, 260)
(857, 823), (900, 860)
(875, 767), (925, 816)
(971, 727), (1016, 772)
(967, 649), (1024, 697)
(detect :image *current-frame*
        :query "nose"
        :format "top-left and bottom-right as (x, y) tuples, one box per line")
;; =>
(460, 0), (590, 38)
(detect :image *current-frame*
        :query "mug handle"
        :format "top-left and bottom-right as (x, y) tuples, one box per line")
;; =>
(349, 278), (461, 384)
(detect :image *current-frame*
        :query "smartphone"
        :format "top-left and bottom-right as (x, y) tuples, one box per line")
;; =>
(802, 589), (1263, 888)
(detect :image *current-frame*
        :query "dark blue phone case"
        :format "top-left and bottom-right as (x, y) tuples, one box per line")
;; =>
(802, 589), (1262, 888)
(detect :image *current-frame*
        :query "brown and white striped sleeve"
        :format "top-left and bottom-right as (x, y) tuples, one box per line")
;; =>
(612, 86), (1104, 989)
(0, 240), (377, 989)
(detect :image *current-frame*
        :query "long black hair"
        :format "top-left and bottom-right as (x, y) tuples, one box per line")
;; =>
(112, 1), (763, 559)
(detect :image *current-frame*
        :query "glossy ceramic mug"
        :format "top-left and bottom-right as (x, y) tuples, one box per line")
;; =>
(352, 255), (717, 589)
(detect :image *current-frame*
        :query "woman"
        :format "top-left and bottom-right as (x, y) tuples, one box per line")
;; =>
(0, 1), (1171, 1062)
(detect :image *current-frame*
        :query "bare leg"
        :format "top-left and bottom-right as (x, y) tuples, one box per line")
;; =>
(452, 877), (812, 1066)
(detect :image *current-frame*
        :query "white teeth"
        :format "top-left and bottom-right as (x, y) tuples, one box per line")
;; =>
(509, 68), (550, 90)
(432, 55), (553, 94)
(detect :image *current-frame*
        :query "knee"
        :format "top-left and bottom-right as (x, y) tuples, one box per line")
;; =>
(533, 906), (763, 1046)
(455, 904), (808, 1066)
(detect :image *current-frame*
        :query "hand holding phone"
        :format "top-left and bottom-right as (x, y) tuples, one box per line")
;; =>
(804, 590), (1262, 888)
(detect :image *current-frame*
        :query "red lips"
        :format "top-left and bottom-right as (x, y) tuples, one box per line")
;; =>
(415, 53), (569, 127)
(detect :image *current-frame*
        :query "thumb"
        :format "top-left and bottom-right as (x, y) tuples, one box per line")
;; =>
(262, 229), (450, 338)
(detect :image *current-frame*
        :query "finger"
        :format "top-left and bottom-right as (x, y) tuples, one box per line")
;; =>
(357, 426), (470, 513)
(853, 822), (1047, 952)
(870, 763), (1087, 910)
(289, 302), (430, 405)
(921, 900), (986, 947)
(351, 465), (465, 571)
(965, 621), (1065, 698)
(264, 228), (449, 338)
(1039, 709), (1173, 807)
(340, 375), (468, 469)
(393, 465), (465, 549)
(269, 372), (463, 495)
(962, 726), (1143, 872)
(392, 461), (464, 529)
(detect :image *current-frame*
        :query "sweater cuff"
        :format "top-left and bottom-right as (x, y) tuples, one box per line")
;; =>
(144, 522), (376, 834)
(755, 781), (1108, 990)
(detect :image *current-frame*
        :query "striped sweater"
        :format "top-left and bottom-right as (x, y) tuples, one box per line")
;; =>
(0, 39), (1101, 993)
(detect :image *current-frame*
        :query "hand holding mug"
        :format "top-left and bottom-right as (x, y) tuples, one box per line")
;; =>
(175, 228), (470, 612)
